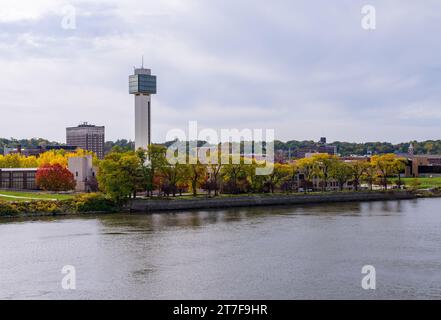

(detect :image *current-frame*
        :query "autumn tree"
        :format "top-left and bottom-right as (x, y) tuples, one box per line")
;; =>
(261, 163), (291, 193)
(350, 160), (369, 191)
(221, 158), (249, 194)
(297, 157), (315, 192)
(371, 154), (405, 190)
(186, 159), (207, 197)
(0, 153), (38, 168)
(330, 161), (353, 191)
(363, 162), (377, 191)
(311, 154), (338, 191)
(207, 162), (223, 196)
(36, 164), (76, 191)
(145, 145), (168, 196)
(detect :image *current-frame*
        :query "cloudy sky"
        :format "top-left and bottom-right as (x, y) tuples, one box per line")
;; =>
(0, 0), (440, 143)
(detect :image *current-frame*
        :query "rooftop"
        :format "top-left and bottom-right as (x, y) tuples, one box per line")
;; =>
(0, 168), (38, 172)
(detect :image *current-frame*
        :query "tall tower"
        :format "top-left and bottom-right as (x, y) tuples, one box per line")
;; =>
(129, 65), (157, 150)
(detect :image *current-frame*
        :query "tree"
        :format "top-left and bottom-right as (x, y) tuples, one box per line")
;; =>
(145, 145), (168, 196)
(208, 163), (223, 196)
(393, 157), (407, 188)
(262, 163), (291, 193)
(371, 154), (405, 190)
(283, 161), (299, 193)
(245, 161), (265, 193)
(186, 160), (207, 197)
(97, 152), (143, 205)
(221, 158), (249, 194)
(350, 160), (369, 191)
(36, 164), (76, 191)
(297, 157), (315, 192)
(0, 153), (38, 168)
(159, 163), (188, 197)
(311, 154), (338, 191)
(330, 161), (353, 191)
(203, 149), (223, 196)
(363, 162), (376, 191)
(37, 149), (97, 167)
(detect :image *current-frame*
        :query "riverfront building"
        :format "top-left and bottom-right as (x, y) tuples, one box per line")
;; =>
(404, 155), (441, 177)
(0, 168), (38, 190)
(0, 156), (96, 191)
(67, 155), (97, 192)
(66, 122), (105, 159)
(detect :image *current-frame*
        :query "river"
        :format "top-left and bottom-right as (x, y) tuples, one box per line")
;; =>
(1, 198), (441, 299)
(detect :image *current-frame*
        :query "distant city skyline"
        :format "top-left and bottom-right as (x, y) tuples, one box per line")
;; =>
(1, 0), (441, 144)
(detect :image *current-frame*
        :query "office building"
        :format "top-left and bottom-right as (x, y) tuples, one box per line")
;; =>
(66, 122), (105, 159)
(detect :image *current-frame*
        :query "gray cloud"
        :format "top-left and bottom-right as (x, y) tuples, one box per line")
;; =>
(0, 0), (440, 143)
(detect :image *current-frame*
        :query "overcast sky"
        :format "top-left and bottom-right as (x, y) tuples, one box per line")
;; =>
(0, 0), (440, 143)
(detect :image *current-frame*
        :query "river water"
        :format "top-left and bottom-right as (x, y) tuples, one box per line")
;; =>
(1, 198), (441, 299)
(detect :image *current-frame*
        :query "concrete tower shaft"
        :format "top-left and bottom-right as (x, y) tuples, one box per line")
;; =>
(129, 67), (157, 150)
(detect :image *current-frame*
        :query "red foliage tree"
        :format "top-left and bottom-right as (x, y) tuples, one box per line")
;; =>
(36, 164), (76, 191)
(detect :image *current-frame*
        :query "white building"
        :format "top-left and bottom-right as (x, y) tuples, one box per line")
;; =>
(68, 155), (97, 192)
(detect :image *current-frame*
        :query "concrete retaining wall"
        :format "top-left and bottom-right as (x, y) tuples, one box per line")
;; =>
(130, 191), (417, 213)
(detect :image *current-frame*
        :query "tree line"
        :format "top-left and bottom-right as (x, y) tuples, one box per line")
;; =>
(3, 137), (441, 157)
(97, 146), (407, 205)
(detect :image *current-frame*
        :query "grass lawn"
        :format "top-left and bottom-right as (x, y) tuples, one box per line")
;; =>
(402, 177), (441, 189)
(0, 190), (74, 202)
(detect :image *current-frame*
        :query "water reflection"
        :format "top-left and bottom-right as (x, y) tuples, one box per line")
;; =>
(95, 200), (409, 231)
(0, 198), (440, 299)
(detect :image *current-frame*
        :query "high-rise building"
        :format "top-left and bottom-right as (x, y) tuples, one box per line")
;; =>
(129, 65), (157, 150)
(66, 122), (105, 159)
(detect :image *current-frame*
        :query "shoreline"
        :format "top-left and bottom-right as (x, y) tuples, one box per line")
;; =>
(129, 191), (419, 213)
(1, 190), (438, 220)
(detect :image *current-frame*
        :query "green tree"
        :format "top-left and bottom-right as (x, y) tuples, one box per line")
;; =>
(297, 157), (315, 192)
(350, 160), (369, 191)
(159, 162), (188, 197)
(330, 161), (353, 191)
(186, 159), (207, 197)
(363, 163), (377, 191)
(221, 158), (249, 194)
(311, 154), (338, 191)
(262, 163), (291, 193)
(371, 154), (405, 190)
(98, 152), (143, 206)
(145, 145), (168, 196)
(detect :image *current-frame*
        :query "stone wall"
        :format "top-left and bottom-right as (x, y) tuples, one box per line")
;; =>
(130, 191), (417, 213)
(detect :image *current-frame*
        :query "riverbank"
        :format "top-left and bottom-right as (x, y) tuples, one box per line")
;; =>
(0, 193), (116, 218)
(2, 190), (439, 219)
(129, 191), (419, 213)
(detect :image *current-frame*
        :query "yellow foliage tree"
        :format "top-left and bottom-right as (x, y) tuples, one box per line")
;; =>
(0, 149), (97, 169)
